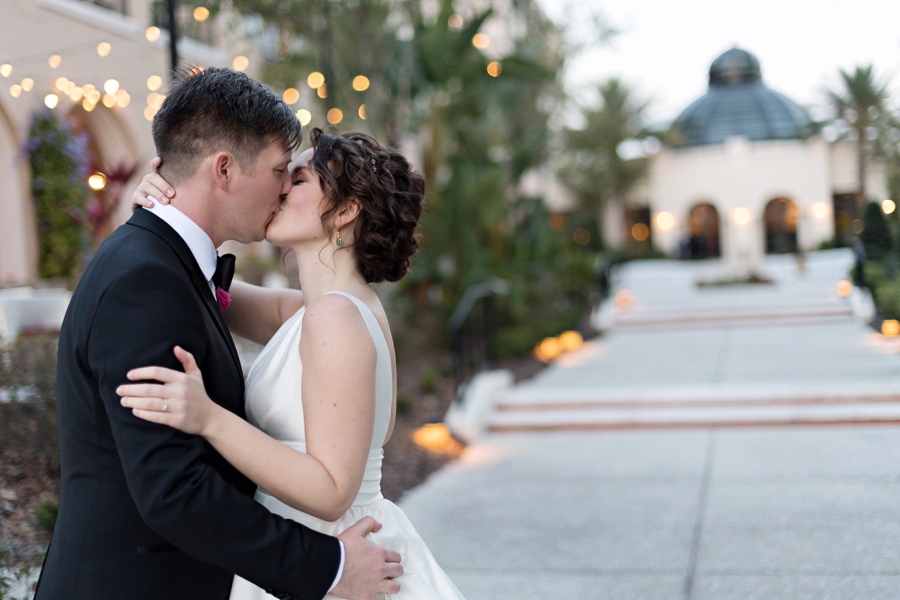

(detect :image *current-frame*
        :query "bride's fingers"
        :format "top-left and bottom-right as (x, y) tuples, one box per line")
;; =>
(126, 366), (181, 383)
(173, 346), (202, 377)
(119, 396), (167, 411)
(380, 580), (401, 595)
(117, 382), (171, 398)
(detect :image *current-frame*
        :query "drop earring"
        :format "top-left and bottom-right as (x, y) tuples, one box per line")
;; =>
(336, 228), (342, 246)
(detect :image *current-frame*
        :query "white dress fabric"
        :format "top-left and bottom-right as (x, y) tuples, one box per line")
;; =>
(229, 291), (465, 600)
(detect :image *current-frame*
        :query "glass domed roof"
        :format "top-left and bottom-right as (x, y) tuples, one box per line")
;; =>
(673, 48), (813, 147)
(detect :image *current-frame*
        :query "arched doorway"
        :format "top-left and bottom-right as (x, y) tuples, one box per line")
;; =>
(688, 203), (720, 259)
(764, 197), (798, 254)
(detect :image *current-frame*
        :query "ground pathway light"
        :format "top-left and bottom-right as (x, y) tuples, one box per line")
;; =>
(882, 320), (900, 337)
(412, 423), (461, 455)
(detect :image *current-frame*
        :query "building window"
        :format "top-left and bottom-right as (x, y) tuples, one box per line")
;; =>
(79, 0), (128, 16)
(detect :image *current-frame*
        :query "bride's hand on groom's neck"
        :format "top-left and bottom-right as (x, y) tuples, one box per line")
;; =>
(131, 157), (176, 211)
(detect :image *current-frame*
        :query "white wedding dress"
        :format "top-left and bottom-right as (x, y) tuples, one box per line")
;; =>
(229, 291), (465, 600)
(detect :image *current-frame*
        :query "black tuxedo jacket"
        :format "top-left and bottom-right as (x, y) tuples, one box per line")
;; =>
(35, 210), (340, 600)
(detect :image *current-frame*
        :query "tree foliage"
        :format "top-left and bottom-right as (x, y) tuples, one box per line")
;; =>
(24, 110), (91, 280)
(557, 79), (651, 246)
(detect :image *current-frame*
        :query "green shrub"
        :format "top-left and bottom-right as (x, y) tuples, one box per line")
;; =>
(24, 109), (91, 280)
(861, 202), (893, 261)
(396, 393), (413, 415)
(420, 370), (438, 394)
(34, 499), (59, 534)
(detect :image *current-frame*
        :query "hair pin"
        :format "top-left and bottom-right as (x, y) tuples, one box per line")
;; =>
(370, 157), (377, 173)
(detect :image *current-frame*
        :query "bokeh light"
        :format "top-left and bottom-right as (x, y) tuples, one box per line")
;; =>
(352, 75), (370, 91)
(145, 26), (161, 42)
(232, 55), (249, 72)
(733, 207), (751, 225)
(97, 42), (112, 57)
(307, 72), (325, 89)
(147, 75), (162, 91)
(88, 172), (107, 191)
(327, 108), (343, 124)
(295, 109), (312, 126)
(656, 211), (675, 230)
(282, 88), (300, 104)
(632, 223), (649, 241)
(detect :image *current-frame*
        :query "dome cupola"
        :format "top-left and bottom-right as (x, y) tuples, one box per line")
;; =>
(673, 47), (813, 147)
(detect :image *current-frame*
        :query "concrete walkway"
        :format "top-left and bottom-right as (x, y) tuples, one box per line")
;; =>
(400, 252), (900, 599)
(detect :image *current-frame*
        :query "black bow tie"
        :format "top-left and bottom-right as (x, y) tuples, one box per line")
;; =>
(212, 253), (236, 292)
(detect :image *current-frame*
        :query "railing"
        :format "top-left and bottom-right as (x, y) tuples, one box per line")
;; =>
(449, 278), (510, 402)
(79, 0), (128, 15)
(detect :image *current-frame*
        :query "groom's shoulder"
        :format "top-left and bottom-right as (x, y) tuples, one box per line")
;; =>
(78, 221), (190, 297)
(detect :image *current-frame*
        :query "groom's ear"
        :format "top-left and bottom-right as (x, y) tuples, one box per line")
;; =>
(211, 152), (235, 191)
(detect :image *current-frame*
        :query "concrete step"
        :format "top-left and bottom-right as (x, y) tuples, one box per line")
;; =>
(489, 382), (900, 432)
(487, 400), (900, 432)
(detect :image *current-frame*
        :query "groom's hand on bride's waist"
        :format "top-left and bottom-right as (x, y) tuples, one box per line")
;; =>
(331, 517), (402, 600)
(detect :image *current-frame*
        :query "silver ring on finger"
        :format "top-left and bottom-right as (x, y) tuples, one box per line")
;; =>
(162, 400), (168, 412)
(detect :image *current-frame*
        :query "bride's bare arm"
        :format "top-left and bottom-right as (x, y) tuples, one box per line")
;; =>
(129, 160), (303, 345)
(118, 294), (376, 521)
(223, 281), (304, 345)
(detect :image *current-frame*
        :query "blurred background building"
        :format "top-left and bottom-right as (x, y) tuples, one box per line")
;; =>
(604, 47), (888, 263)
(0, 0), (251, 286)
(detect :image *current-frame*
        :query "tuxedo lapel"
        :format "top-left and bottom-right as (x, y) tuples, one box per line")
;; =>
(126, 210), (244, 387)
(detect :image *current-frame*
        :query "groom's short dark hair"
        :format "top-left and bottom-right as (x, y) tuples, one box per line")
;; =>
(152, 67), (303, 184)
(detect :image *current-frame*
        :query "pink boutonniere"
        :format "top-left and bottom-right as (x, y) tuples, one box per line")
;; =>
(216, 287), (232, 310)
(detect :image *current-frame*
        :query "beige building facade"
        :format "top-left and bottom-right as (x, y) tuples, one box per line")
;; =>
(0, 0), (246, 286)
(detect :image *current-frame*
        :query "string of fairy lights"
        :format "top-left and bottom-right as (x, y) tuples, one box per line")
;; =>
(0, 10), (502, 129)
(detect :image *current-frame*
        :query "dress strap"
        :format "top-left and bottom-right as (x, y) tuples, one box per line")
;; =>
(323, 291), (393, 445)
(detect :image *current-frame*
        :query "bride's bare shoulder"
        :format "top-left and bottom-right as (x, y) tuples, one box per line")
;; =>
(299, 293), (374, 354)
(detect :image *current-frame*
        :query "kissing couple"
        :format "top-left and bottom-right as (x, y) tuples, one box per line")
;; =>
(34, 67), (465, 600)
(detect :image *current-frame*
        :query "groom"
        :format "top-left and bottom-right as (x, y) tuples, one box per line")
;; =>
(35, 68), (402, 600)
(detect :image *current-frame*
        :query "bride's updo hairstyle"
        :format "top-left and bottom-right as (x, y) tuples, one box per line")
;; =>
(308, 127), (425, 283)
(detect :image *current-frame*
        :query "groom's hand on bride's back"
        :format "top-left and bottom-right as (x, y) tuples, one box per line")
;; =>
(332, 517), (402, 600)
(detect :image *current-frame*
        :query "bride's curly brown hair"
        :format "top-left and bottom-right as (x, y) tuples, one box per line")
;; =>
(308, 127), (425, 283)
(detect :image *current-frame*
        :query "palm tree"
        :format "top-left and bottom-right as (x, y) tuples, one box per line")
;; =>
(559, 79), (651, 242)
(828, 65), (891, 217)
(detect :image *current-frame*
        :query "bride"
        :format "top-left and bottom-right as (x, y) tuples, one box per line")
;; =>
(119, 128), (465, 600)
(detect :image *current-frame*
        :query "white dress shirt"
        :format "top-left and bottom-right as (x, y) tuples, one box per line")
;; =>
(141, 202), (346, 592)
